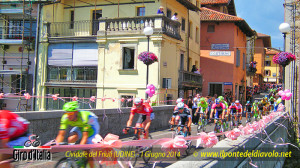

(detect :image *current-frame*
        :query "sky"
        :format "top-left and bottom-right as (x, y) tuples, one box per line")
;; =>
(235, 0), (285, 50)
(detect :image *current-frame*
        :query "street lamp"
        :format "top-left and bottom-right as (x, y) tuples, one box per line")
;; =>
(143, 26), (153, 98)
(279, 22), (290, 89)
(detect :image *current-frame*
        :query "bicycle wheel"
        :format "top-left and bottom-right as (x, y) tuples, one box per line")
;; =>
(142, 134), (153, 164)
(185, 140), (192, 156)
(55, 157), (77, 168)
(125, 146), (139, 167)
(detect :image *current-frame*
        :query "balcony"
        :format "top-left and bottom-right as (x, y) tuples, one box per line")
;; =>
(45, 15), (181, 41)
(0, 21), (36, 45)
(178, 70), (203, 88)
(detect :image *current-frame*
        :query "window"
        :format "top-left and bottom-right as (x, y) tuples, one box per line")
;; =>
(122, 47), (135, 69)
(120, 95), (133, 107)
(180, 53), (184, 70)
(92, 10), (102, 20)
(8, 20), (37, 39)
(137, 7), (145, 16)
(92, 10), (102, 35)
(265, 61), (271, 66)
(181, 18), (186, 31)
(195, 27), (199, 43)
(167, 9), (172, 18)
(207, 25), (215, 32)
(236, 49), (240, 67)
(265, 70), (271, 76)
(70, 10), (74, 29)
(243, 53), (246, 70)
(189, 21), (193, 38)
(46, 87), (96, 110)
(11, 75), (25, 93)
(162, 78), (172, 88)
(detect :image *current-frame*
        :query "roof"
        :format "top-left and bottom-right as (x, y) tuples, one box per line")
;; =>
(201, 0), (236, 16)
(176, 0), (200, 12)
(200, 7), (242, 21)
(266, 48), (281, 55)
(257, 32), (271, 48)
(201, 0), (231, 5)
(200, 7), (254, 36)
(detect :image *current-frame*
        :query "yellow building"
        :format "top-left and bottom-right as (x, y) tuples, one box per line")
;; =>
(35, 0), (201, 110)
(264, 48), (282, 84)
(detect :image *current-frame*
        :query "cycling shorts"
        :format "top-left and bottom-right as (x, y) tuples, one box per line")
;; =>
(136, 113), (155, 124)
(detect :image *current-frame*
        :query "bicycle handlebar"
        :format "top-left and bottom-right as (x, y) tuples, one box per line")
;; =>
(125, 126), (144, 130)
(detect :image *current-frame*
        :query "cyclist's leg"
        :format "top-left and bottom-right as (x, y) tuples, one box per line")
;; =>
(142, 114), (154, 139)
(135, 114), (144, 139)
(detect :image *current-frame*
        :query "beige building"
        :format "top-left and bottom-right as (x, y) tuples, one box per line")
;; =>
(35, 0), (202, 110)
(264, 48), (282, 84)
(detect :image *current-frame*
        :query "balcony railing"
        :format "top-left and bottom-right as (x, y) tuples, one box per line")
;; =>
(48, 20), (99, 37)
(46, 15), (181, 40)
(99, 15), (181, 40)
(178, 70), (203, 87)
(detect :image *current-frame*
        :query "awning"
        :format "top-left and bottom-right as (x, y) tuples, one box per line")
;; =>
(0, 39), (29, 45)
(176, 0), (200, 12)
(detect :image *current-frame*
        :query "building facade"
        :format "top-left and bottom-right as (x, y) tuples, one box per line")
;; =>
(35, 0), (202, 110)
(200, 5), (254, 103)
(253, 33), (271, 87)
(264, 48), (282, 84)
(0, 2), (39, 111)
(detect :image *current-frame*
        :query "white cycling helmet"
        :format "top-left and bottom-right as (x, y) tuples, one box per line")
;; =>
(176, 98), (183, 104)
(177, 102), (185, 109)
(134, 97), (143, 105)
(235, 100), (240, 104)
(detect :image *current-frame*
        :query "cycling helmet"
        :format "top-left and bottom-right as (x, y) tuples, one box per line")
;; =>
(134, 97), (143, 106)
(215, 98), (220, 104)
(276, 98), (282, 105)
(235, 100), (240, 104)
(218, 96), (224, 101)
(177, 102), (185, 109)
(246, 101), (250, 105)
(176, 98), (183, 104)
(200, 97), (206, 103)
(231, 103), (235, 106)
(63, 101), (78, 112)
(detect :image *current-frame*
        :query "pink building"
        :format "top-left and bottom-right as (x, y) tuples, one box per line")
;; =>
(200, 7), (254, 103)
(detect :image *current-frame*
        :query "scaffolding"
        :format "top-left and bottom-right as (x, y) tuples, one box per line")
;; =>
(284, 0), (300, 142)
(0, 0), (55, 111)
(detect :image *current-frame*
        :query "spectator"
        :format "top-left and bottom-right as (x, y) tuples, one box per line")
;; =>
(157, 6), (164, 14)
(171, 12), (178, 21)
(192, 94), (200, 124)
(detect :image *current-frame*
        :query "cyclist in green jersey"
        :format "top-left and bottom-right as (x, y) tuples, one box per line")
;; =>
(55, 101), (100, 145)
(218, 96), (228, 117)
(195, 97), (208, 119)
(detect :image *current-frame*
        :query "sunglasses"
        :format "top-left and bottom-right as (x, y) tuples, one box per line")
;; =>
(66, 112), (75, 116)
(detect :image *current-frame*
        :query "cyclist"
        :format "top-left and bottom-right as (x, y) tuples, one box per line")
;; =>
(261, 96), (269, 115)
(210, 98), (226, 124)
(218, 96), (229, 121)
(123, 98), (154, 139)
(0, 110), (30, 168)
(257, 101), (264, 119)
(195, 97), (208, 124)
(56, 101), (100, 145)
(234, 100), (243, 124)
(274, 98), (284, 112)
(244, 101), (252, 123)
(228, 103), (238, 126)
(252, 100), (259, 120)
(170, 102), (192, 136)
(269, 95), (275, 111)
